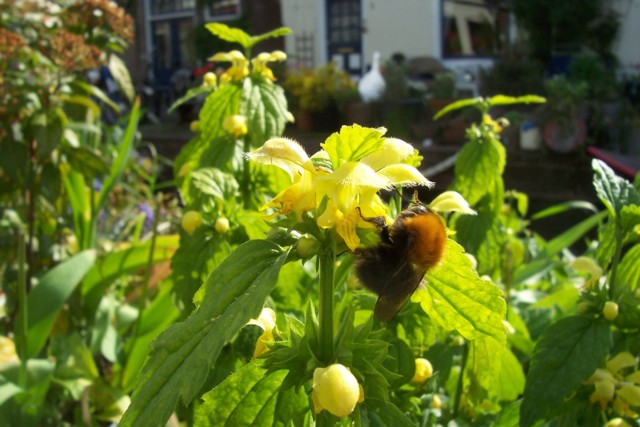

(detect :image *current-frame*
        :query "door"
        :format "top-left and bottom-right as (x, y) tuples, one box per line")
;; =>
(151, 18), (196, 88)
(326, 0), (363, 77)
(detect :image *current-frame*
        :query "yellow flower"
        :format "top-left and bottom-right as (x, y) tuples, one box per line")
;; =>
(482, 114), (509, 134)
(586, 352), (640, 418)
(251, 50), (287, 81)
(248, 129), (432, 251)
(312, 364), (363, 417)
(247, 307), (276, 359)
(223, 114), (248, 137)
(209, 50), (249, 82)
(412, 358), (433, 383)
(571, 256), (603, 289)
(0, 336), (18, 365)
(181, 211), (203, 234)
(429, 191), (476, 215)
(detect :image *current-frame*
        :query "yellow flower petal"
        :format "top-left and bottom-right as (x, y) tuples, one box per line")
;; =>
(590, 380), (616, 408)
(376, 164), (433, 188)
(429, 191), (476, 215)
(571, 256), (603, 280)
(617, 384), (640, 406)
(607, 352), (637, 375)
(247, 137), (310, 179)
(328, 161), (389, 189)
(360, 137), (415, 170)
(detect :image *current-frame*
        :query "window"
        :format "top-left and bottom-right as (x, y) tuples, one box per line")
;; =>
(151, 0), (195, 15)
(208, 0), (241, 19)
(442, 0), (510, 57)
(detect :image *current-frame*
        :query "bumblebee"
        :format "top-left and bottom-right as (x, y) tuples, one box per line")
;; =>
(355, 204), (447, 322)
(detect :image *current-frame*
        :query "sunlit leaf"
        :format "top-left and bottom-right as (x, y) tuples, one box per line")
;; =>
(120, 240), (288, 427)
(244, 79), (289, 149)
(487, 94), (546, 107)
(15, 250), (96, 359)
(414, 240), (506, 343)
(520, 316), (611, 427)
(616, 243), (640, 290)
(321, 124), (386, 169)
(452, 135), (505, 207)
(592, 159), (640, 217)
(194, 361), (307, 426)
(108, 54), (135, 103)
(433, 97), (483, 120)
(206, 23), (251, 48)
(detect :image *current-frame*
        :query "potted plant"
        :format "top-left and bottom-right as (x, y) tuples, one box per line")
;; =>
(283, 62), (355, 131)
(540, 76), (589, 153)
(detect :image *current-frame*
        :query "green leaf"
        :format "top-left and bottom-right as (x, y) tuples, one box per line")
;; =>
(82, 235), (178, 296)
(520, 316), (611, 427)
(321, 125), (386, 169)
(168, 84), (214, 113)
(65, 145), (110, 180)
(362, 401), (416, 427)
(205, 23), (291, 50)
(616, 243), (640, 290)
(108, 54), (135, 103)
(248, 27), (292, 49)
(530, 200), (598, 220)
(592, 159), (640, 217)
(487, 94), (546, 107)
(15, 250), (96, 359)
(29, 109), (66, 160)
(493, 345), (526, 401)
(195, 361), (307, 426)
(200, 83), (243, 143)
(452, 136), (505, 207)
(433, 97), (483, 120)
(244, 79), (289, 148)
(621, 204), (640, 238)
(206, 23), (252, 48)
(0, 381), (22, 407)
(95, 100), (141, 214)
(120, 240), (288, 427)
(190, 167), (239, 201)
(70, 80), (120, 113)
(514, 211), (606, 284)
(414, 240), (507, 343)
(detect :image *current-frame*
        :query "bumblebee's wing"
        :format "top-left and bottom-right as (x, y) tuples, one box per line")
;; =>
(373, 261), (427, 322)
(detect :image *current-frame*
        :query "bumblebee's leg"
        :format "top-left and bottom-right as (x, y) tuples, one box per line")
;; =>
(356, 207), (391, 243)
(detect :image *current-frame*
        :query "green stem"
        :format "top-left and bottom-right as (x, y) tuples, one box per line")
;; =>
(17, 232), (28, 387)
(242, 138), (252, 207)
(453, 341), (469, 419)
(608, 219), (624, 300)
(132, 193), (162, 339)
(317, 232), (336, 364)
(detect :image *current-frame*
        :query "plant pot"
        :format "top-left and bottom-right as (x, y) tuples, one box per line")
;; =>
(519, 121), (542, 151)
(543, 117), (586, 153)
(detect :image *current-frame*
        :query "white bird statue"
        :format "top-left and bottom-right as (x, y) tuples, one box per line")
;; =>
(358, 51), (386, 103)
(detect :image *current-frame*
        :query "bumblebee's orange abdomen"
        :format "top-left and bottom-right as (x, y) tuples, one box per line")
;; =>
(403, 212), (446, 268)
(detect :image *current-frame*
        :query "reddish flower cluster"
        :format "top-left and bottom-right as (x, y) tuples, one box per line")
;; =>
(49, 30), (103, 72)
(63, 0), (134, 44)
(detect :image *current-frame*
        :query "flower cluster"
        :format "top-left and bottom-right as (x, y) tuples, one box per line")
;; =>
(210, 50), (287, 84)
(49, 29), (103, 72)
(247, 126), (432, 251)
(586, 351), (640, 418)
(63, 0), (134, 45)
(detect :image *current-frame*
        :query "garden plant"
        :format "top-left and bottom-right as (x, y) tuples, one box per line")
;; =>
(1, 14), (640, 427)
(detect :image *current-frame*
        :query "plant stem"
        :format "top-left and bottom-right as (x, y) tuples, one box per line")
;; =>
(242, 138), (252, 207)
(132, 192), (162, 338)
(17, 232), (28, 387)
(608, 219), (624, 300)
(453, 341), (469, 419)
(317, 232), (335, 364)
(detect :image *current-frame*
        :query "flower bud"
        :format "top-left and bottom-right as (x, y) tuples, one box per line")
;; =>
(203, 71), (217, 87)
(412, 358), (433, 383)
(432, 394), (442, 409)
(605, 418), (632, 427)
(181, 211), (203, 234)
(223, 114), (248, 137)
(312, 364), (362, 417)
(296, 235), (318, 259)
(429, 191), (476, 215)
(190, 120), (200, 132)
(215, 217), (230, 234)
(603, 301), (619, 321)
